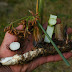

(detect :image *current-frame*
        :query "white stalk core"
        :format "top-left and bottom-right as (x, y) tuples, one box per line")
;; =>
(0, 48), (43, 65)
(44, 14), (57, 43)
(9, 42), (20, 51)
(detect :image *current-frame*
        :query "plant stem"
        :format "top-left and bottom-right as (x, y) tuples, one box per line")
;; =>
(11, 16), (28, 24)
(39, 0), (44, 24)
(37, 20), (70, 66)
(55, 24), (64, 40)
(36, 0), (39, 14)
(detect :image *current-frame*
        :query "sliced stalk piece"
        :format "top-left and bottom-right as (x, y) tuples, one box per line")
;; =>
(48, 14), (57, 25)
(48, 19), (57, 26)
(44, 26), (54, 43)
(9, 42), (20, 51)
(55, 24), (64, 40)
(50, 14), (57, 19)
(44, 14), (57, 43)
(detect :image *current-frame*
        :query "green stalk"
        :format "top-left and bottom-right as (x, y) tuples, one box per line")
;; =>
(37, 20), (70, 66)
(39, 0), (44, 24)
(10, 16), (28, 24)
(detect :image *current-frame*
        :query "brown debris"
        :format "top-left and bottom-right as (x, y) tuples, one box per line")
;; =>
(4, 12), (41, 43)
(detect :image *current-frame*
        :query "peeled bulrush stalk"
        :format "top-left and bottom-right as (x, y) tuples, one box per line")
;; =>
(0, 48), (44, 65)
(44, 15), (57, 43)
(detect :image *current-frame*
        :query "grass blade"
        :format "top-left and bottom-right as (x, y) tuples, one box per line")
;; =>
(39, 0), (44, 24)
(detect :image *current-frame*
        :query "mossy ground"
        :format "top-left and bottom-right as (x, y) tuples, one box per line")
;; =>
(0, 0), (72, 72)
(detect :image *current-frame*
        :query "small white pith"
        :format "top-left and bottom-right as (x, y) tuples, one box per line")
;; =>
(9, 42), (20, 51)
(48, 14), (57, 25)
(48, 19), (57, 25)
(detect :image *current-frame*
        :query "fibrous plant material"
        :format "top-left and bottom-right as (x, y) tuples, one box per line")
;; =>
(37, 21), (70, 66)
(4, 12), (41, 43)
(3, 8), (71, 66)
(55, 24), (64, 41)
(2, 0), (71, 66)
(4, 18), (71, 66)
(64, 25), (69, 44)
(0, 40), (72, 66)
(4, 14), (71, 66)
